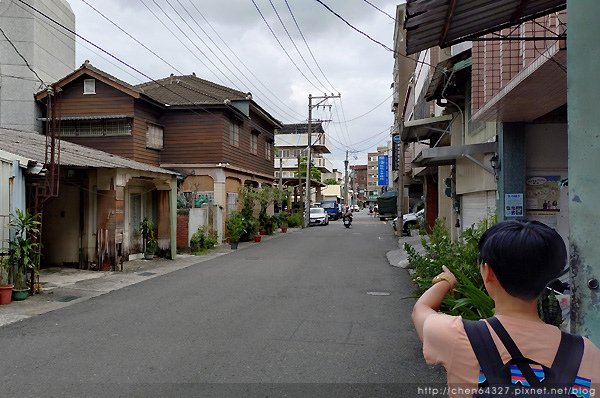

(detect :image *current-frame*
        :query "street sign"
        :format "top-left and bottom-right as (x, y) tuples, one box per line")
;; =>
(392, 134), (401, 144)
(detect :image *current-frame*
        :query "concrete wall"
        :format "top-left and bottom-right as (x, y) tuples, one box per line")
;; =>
(525, 123), (568, 246)
(0, 0), (75, 132)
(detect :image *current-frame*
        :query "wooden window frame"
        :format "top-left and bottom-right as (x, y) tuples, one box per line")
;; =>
(250, 132), (258, 155)
(229, 121), (240, 147)
(83, 79), (96, 95)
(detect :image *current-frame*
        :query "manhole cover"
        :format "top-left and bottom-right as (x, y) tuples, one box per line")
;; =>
(56, 295), (80, 302)
(137, 272), (156, 277)
(367, 291), (390, 296)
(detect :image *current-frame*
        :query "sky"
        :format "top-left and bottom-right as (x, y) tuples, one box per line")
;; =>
(66, 0), (401, 172)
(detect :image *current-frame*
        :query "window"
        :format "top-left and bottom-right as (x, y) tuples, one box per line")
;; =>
(251, 133), (258, 155)
(229, 121), (239, 146)
(282, 149), (290, 158)
(146, 124), (163, 150)
(265, 141), (272, 160)
(226, 192), (238, 216)
(275, 149), (282, 158)
(60, 119), (131, 137)
(83, 79), (96, 95)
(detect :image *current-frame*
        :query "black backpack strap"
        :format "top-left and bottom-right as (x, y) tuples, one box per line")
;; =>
(549, 332), (584, 384)
(463, 319), (507, 384)
(486, 317), (542, 387)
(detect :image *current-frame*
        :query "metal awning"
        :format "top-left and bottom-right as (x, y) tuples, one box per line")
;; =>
(425, 50), (471, 102)
(412, 142), (497, 167)
(404, 0), (566, 55)
(401, 114), (453, 142)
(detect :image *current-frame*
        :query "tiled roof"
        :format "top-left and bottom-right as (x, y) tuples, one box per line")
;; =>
(135, 75), (248, 106)
(0, 128), (175, 175)
(279, 123), (324, 135)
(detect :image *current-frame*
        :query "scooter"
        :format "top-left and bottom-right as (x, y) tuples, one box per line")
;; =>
(343, 215), (352, 228)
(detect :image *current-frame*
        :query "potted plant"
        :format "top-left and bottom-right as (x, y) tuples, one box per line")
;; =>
(226, 211), (245, 249)
(145, 236), (158, 260)
(8, 209), (41, 300)
(139, 217), (156, 260)
(0, 255), (13, 305)
(279, 212), (289, 233)
(247, 218), (261, 242)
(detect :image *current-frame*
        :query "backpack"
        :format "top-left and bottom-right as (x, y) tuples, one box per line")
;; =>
(463, 317), (584, 398)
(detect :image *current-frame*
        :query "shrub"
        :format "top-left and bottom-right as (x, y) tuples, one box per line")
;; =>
(190, 225), (218, 254)
(287, 212), (303, 228)
(405, 216), (496, 320)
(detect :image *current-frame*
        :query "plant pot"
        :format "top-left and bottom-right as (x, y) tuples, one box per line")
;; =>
(254, 235), (261, 242)
(144, 253), (154, 260)
(281, 227), (288, 233)
(0, 284), (13, 305)
(12, 288), (29, 301)
(259, 230), (266, 236)
(100, 261), (111, 271)
(230, 242), (239, 249)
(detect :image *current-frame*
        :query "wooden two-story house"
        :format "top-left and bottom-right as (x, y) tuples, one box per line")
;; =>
(35, 61), (281, 249)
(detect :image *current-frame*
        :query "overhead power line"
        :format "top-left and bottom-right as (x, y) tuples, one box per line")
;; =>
(184, 0), (306, 121)
(361, 0), (396, 21)
(332, 94), (393, 124)
(267, 0), (329, 91)
(250, 0), (324, 92)
(13, 0), (247, 125)
(284, 0), (338, 92)
(0, 26), (46, 88)
(314, 0), (433, 68)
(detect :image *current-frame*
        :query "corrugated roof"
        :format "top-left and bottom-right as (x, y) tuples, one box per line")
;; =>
(135, 75), (248, 106)
(404, 0), (566, 54)
(0, 128), (176, 175)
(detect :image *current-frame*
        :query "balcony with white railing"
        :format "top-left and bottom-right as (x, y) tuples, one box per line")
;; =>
(277, 155), (333, 173)
(275, 132), (330, 154)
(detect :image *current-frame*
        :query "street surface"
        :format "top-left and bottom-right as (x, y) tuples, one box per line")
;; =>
(0, 211), (443, 397)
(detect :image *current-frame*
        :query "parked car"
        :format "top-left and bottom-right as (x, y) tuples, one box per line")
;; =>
(350, 204), (360, 212)
(309, 207), (329, 226)
(392, 209), (424, 235)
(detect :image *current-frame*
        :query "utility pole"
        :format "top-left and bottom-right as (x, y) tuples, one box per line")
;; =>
(344, 150), (349, 207)
(304, 93), (341, 227)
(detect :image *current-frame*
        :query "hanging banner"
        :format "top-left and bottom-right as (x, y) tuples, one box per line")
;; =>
(378, 155), (389, 186)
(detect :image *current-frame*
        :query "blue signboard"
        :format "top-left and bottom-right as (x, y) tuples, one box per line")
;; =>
(378, 155), (389, 186)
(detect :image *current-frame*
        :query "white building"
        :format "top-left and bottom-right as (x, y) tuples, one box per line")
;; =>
(0, 0), (75, 132)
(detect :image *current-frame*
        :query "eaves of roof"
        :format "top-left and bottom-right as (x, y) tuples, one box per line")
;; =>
(0, 128), (176, 176)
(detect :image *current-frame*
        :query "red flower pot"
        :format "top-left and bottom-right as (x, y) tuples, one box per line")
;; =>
(281, 227), (288, 233)
(254, 235), (262, 242)
(0, 284), (14, 305)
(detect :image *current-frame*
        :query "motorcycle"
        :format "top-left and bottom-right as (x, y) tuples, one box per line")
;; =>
(343, 215), (352, 228)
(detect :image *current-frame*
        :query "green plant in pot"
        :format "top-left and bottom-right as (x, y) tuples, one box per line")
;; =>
(226, 211), (245, 249)
(0, 255), (13, 305)
(140, 217), (157, 260)
(279, 212), (289, 232)
(8, 209), (41, 299)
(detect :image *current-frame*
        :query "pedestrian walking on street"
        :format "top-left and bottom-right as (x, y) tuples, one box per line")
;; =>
(412, 220), (600, 397)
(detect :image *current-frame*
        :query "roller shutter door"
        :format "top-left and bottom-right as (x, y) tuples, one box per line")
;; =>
(462, 191), (496, 229)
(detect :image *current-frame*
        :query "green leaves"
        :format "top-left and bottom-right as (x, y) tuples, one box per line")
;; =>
(405, 216), (496, 320)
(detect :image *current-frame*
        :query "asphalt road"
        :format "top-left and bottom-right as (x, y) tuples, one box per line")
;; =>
(0, 211), (443, 397)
